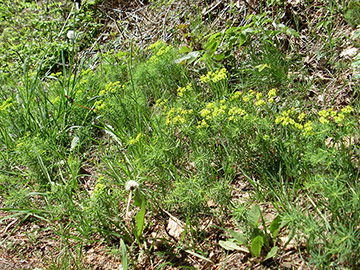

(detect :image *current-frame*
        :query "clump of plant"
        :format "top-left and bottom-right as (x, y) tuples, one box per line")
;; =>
(133, 41), (186, 100)
(220, 204), (282, 260)
(344, 1), (360, 27)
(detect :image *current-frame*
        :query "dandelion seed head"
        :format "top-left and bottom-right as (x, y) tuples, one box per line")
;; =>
(125, 180), (139, 191)
(67, 30), (76, 40)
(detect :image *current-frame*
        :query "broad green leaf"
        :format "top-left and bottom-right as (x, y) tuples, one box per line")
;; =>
(205, 37), (220, 52)
(250, 228), (264, 241)
(70, 136), (79, 151)
(207, 32), (222, 42)
(181, 213), (191, 244)
(242, 27), (255, 34)
(214, 53), (225, 61)
(134, 189), (142, 207)
(115, 51), (127, 59)
(228, 36), (238, 46)
(238, 33), (247, 46)
(120, 239), (128, 270)
(248, 205), (261, 228)
(179, 46), (189, 53)
(264, 246), (278, 261)
(353, 29), (360, 40)
(225, 27), (239, 36)
(316, 20), (331, 31)
(135, 193), (146, 238)
(255, 63), (271, 72)
(229, 230), (248, 246)
(174, 51), (200, 64)
(219, 240), (249, 252)
(185, 250), (213, 263)
(269, 216), (282, 239)
(251, 235), (264, 257)
(285, 28), (300, 38)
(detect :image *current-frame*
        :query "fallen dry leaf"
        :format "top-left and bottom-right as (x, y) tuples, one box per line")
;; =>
(167, 217), (184, 240)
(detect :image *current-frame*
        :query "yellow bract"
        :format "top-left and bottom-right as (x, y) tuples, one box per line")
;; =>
(200, 68), (227, 83)
(128, 133), (143, 145)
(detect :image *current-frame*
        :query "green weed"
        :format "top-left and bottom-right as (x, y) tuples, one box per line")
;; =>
(1, 1), (360, 268)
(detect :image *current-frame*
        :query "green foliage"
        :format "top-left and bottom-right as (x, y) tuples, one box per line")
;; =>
(133, 189), (146, 240)
(344, 1), (360, 27)
(133, 41), (185, 100)
(120, 239), (128, 270)
(84, 180), (132, 241)
(1, 1), (360, 268)
(0, 0), (102, 75)
(220, 205), (282, 259)
(182, 12), (297, 92)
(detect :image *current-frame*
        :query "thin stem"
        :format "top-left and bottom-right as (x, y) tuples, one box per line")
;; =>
(125, 190), (133, 230)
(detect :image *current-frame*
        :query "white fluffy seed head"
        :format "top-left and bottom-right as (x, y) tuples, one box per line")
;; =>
(125, 180), (139, 191)
(67, 30), (76, 40)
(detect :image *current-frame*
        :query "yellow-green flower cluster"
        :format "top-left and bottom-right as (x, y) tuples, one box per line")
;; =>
(230, 91), (243, 101)
(148, 42), (173, 62)
(318, 109), (335, 124)
(275, 108), (314, 136)
(213, 106), (227, 118)
(155, 98), (169, 111)
(255, 92), (266, 107)
(177, 83), (192, 97)
(0, 97), (13, 112)
(199, 102), (214, 119)
(267, 88), (276, 103)
(93, 178), (106, 199)
(275, 108), (304, 129)
(200, 68), (227, 83)
(303, 121), (313, 136)
(298, 112), (306, 122)
(128, 133), (142, 146)
(148, 40), (166, 50)
(76, 69), (94, 89)
(268, 88), (276, 98)
(201, 101), (227, 118)
(318, 106), (353, 124)
(213, 68), (228, 82)
(197, 100), (229, 128)
(95, 82), (123, 111)
(238, 89), (277, 106)
(100, 81), (123, 96)
(334, 113), (345, 124)
(80, 68), (93, 77)
(228, 107), (247, 122)
(49, 71), (63, 79)
(94, 100), (105, 111)
(197, 119), (209, 129)
(242, 90), (255, 102)
(166, 107), (193, 126)
(155, 45), (172, 57)
(341, 105), (354, 114)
